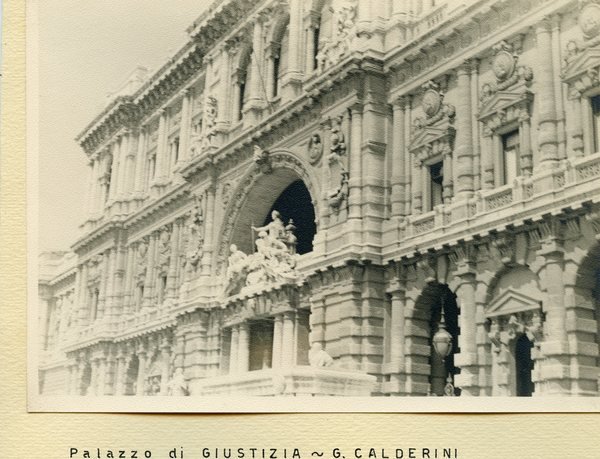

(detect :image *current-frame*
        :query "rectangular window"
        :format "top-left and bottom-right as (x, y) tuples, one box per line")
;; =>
(592, 95), (600, 153)
(249, 320), (274, 371)
(429, 161), (444, 209)
(501, 130), (520, 185)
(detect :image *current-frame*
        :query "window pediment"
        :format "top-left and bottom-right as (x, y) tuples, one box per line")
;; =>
(478, 89), (533, 125)
(486, 288), (541, 318)
(409, 125), (455, 163)
(561, 46), (600, 97)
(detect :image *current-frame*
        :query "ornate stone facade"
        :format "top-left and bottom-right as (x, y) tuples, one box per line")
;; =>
(39, 0), (600, 398)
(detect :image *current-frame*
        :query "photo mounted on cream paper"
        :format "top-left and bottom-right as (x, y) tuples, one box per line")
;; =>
(30, 0), (600, 412)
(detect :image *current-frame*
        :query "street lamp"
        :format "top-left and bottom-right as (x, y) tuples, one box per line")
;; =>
(432, 304), (455, 396)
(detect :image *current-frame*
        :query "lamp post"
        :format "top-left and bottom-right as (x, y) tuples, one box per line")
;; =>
(432, 305), (455, 396)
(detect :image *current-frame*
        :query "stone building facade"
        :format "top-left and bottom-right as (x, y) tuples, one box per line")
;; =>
(39, 0), (600, 397)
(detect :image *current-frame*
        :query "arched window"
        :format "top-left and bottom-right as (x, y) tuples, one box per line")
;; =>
(234, 48), (252, 122)
(270, 20), (289, 98)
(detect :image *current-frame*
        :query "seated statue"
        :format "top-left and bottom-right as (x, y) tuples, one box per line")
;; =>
(252, 210), (287, 242)
(308, 343), (334, 368)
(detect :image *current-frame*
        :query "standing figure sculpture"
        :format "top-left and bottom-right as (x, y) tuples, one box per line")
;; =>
(167, 368), (189, 396)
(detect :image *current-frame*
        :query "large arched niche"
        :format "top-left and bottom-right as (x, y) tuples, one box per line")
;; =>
(485, 265), (543, 397)
(216, 151), (320, 273)
(412, 282), (460, 396)
(573, 243), (600, 394)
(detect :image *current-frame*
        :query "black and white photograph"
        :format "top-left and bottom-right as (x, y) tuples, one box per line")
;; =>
(30, 0), (600, 412)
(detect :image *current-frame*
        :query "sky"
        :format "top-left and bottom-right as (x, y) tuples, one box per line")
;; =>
(37, 0), (211, 253)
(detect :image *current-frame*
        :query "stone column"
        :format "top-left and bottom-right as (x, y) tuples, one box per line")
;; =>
(142, 234), (157, 311)
(77, 360), (87, 395)
(85, 159), (95, 218)
(412, 160), (423, 214)
(122, 247), (135, 315)
(389, 290), (405, 368)
(201, 186), (216, 276)
(519, 110), (533, 176)
(89, 358), (99, 396)
(117, 132), (130, 200)
(403, 99), (412, 215)
(38, 289), (50, 351)
(166, 220), (181, 300)
(123, 131), (137, 200)
(281, 312), (296, 368)
(246, 14), (266, 116)
(133, 126), (147, 198)
(482, 130), (495, 189)
(93, 155), (104, 213)
(391, 97), (407, 217)
(229, 325), (239, 374)
(96, 355), (107, 396)
(551, 15), (566, 160)
(77, 264), (89, 326)
(536, 19), (559, 168)
(538, 229), (569, 394)
(160, 341), (172, 395)
(288, 0), (302, 77)
(453, 266), (479, 396)
(238, 323), (250, 373)
(178, 89), (192, 165)
(470, 61), (481, 191)
(421, 162), (429, 211)
(454, 62), (474, 199)
(272, 314), (283, 369)
(442, 149), (453, 202)
(569, 94), (585, 158)
(154, 109), (167, 186)
(114, 353), (126, 396)
(348, 105), (363, 220)
(97, 251), (110, 319)
(136, 347), (148, 396)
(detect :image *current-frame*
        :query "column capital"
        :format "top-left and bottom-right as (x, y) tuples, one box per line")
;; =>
(392, 95), (409, 109)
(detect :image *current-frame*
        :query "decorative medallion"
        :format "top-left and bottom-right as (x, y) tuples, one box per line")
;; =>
(420, 80), (443, 118)
(422, 88), (442, 118)
(579, 2), (600, 39)
(307, 133), (323, 165)
(492, 41), (517, 82)
(492, 50), (516, 82)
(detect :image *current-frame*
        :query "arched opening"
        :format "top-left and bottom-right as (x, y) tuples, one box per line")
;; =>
(573, 243), (600, 395)
(229, 168), (317, 257)
(486, 265), (542, 396)
(514, 334), (533, 396)
(415, 283), (460, 396)
(261, 180), (316, 255)
(234, 46), (252, 122)
(270, 18), (289, 98)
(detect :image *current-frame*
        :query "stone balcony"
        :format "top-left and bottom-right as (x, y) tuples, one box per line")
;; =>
(194, 366), (377, 396)
(384, 153), (600, 260)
